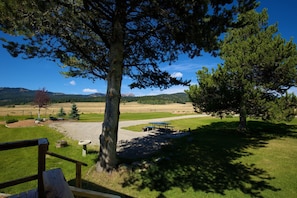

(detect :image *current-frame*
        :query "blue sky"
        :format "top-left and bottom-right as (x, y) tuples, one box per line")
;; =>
(1, 1), (296, 96)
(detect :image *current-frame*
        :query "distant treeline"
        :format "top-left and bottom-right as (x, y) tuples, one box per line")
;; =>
(122, 93), (189, 104)
(0, 88), (189, 106)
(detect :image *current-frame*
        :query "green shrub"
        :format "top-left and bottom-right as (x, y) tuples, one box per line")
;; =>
(6, 119), (18, 124)
(57, 107), (67, 117)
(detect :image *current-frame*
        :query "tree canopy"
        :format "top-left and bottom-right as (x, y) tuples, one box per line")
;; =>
(0, 0), (257, 171)
(186, 9), (297, 130)
(0, 0), (257, 87)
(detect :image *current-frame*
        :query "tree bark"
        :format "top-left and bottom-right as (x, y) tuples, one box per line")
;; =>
(96, 0), (125, 172)
(38, 107), (41, 120)
(239, 99), (247, 132)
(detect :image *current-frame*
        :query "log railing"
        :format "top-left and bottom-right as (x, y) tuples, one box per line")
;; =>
(0, 138), (87, 197)
(46, 151), (87, 188)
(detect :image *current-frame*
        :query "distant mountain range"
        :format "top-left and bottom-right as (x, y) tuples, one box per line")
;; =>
(0, 87), (189, 106)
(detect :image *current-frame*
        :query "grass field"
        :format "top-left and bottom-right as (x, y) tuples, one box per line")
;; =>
(79, 112), (191, 122)
(1, 114), (297, 197)
(0, 102), (195, 117)
(87, 118), (297, 198)
(0, 124), (98, 194)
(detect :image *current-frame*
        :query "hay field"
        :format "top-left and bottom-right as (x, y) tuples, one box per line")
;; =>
(0, 102), (194, 117)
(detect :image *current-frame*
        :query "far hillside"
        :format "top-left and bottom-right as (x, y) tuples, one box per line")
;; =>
(0, 87), (190, 106)
(122, 92), (189, 104)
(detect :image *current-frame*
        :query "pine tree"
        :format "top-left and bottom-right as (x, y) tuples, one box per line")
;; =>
(186, 9), (297, 131)
(57, 107), (66, 118)
(69, 103), (80, 120)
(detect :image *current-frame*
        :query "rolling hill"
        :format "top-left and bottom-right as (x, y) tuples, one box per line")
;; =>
(0, 87), (189, 106)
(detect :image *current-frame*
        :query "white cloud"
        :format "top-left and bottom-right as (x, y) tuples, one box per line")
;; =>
(83, 88), (98, 93)
(171, 72), (183, 78)
(69, 80), (76, 86)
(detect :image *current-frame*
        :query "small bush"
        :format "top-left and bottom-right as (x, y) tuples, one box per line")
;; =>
(6, 119), (18, 124)
(49, 116), (58, 121)
(57, 107), (67, 118)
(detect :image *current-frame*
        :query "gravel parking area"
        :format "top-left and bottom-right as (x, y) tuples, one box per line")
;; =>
(49, 114), (208, 158)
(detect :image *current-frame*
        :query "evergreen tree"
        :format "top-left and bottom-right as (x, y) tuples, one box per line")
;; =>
(186, 9), (297, 131)
(57, 107), (66, 118)
(69, 103), (80, 120)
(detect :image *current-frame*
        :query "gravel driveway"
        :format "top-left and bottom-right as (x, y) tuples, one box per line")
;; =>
(49, 114), (208, 158)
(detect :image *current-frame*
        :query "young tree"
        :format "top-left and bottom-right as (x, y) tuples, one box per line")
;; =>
(0, 0), (257, 171)
(57, 107), (66, 118)
(69, 103), (80, 120)
(186, 9), (297, 131)
(34, 88), (50, 120)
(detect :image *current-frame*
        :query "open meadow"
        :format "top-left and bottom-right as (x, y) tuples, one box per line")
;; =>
(0, 102), (195, 118)
(1, 106), (297, 197)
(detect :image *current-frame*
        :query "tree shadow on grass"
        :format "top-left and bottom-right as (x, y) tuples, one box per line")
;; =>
(117, 131), (175, 160)
(121, 120), (297, 197)
(247, 120), (297, 139)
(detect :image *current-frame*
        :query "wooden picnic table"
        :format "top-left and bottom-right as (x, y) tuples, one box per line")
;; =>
(149, 121), (171, 129)
(142, 122), (174, 132)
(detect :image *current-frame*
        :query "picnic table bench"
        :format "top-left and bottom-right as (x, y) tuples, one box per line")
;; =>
(142, 126), (155, 131)
(149, 122), (170, 129)
(148, 122), (174, 133)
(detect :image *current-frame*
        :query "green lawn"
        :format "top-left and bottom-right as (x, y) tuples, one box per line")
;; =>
(0, 125), (98, 194)
(0, 115), (34, 122)
(1, 112), (192, 122)
(92, 117), (297, 198)
(79, 112), (191, 122)
(1, 115), (297, 197)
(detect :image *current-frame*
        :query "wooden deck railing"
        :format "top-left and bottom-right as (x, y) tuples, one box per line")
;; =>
(0, 138), (87, 197)
(46, 151), (87, 188)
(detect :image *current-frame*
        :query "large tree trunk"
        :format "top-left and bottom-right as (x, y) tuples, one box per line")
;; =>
(96, 0), (125, 172)
(238, 99), (247, 132)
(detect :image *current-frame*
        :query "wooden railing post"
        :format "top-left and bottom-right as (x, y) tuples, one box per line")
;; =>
(38, 138), (49, 198)
(76, 163), (82, 188)
(1, 138), (90, 197)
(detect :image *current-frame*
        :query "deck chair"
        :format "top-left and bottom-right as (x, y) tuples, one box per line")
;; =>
(43, 168), (120, 198)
